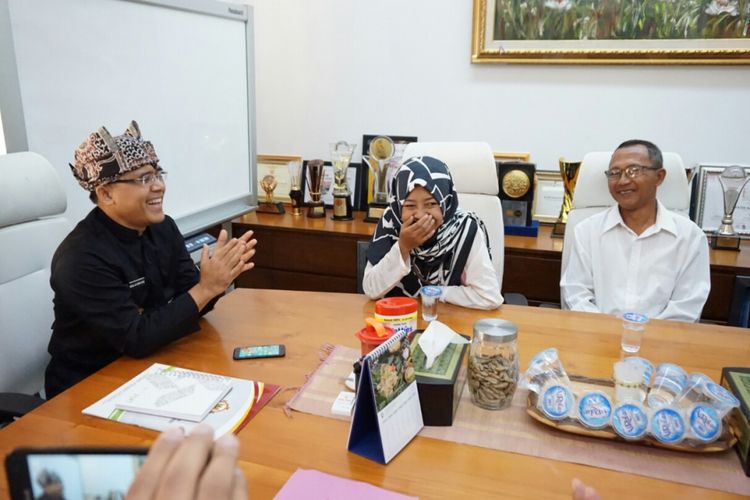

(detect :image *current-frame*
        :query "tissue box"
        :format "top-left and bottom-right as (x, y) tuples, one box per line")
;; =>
(410, 332), (469, 426)
(721, 367), (750, 477)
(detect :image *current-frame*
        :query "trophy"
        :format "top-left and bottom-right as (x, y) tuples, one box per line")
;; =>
(551, 157), (582, 238)
(330, 141), (356, 221)
(306, 159), (326, 218)
(256, 174), (285, 214)
(498, 162), (536, 229)
(363, 135), (395, 222)
(685, 164), (698, 186)
(712, 166), (749, 251)
(288, 159), (304, 216)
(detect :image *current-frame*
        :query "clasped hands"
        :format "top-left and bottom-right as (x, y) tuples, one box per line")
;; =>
(190, 229), (256, 310)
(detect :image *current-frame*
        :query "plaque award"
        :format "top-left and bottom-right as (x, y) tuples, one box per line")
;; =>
(497, 162), (536, 230)
(551, 157), (582, 238)
(712, 166), (749, 251)
(288, 159), (304, 216)
(306, 159), (326, 218)
(363, 136), (395, 223)
(330, 141), (356, 221)
(256, 174), (286, 214)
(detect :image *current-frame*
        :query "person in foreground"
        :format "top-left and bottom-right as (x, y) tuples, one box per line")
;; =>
(128, 426), (595, 500)
(45, 121), (256, 398)
(560, 139), (709, 322)
(362, 156), (502, 309)
(127, 425), (246, 500)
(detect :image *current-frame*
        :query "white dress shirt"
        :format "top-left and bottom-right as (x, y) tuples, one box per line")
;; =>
(363, 232), (503, 310)
(560, 201), (710, 322)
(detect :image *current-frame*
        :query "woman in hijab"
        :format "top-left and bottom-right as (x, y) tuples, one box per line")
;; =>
(363, 156), (502, 309)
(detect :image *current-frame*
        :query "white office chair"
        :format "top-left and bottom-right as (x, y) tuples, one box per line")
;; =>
(561, 151), (690, 275)
(0, 152), (71, 418)
(401, 142), (504, 285)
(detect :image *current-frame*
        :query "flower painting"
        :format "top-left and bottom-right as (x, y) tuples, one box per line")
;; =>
(370, 338), (417, 412)
(472, 0), (750, 63)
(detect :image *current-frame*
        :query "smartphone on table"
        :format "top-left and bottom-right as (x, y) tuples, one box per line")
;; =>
(5, 447), (148, 500)
(233, 344), (285, 360)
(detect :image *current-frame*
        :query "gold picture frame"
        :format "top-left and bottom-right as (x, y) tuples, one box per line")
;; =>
(256, 155), (302, 204)
(472, 0), (750, 65)
(532, 171), (564, 223)
(494, 151), (530, 163)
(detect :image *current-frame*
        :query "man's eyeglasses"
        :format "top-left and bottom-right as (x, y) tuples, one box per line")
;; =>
(111, 170), (168, 186)
(604, 165), (661, 180)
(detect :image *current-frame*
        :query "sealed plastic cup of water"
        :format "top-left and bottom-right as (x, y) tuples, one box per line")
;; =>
(419, 286), (442, 322)
(519, 348), (571, 394)
(621, 312), (648, 353)
(646, 363), (688, 409)
(675, 372), (713, 407)
(613, 360), (647, 403)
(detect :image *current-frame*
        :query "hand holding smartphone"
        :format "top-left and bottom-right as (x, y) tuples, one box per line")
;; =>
(6, 425), (247, 500)
(5, 447), (147, 500)
(233, 344), (285, 360)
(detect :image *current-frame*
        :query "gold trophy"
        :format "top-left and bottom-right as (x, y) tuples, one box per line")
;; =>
(256, 174), (285, 214)
(712, 166), (749, 251)
(363, 135), (395, 222)
(551, 157), (582, 238)
(306, 159), (326, 218)
(288, 158), (304, 216)
(330, 141), (356, 221)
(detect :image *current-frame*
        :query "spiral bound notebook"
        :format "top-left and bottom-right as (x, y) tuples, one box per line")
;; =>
(112, 364), (233, 422)
(347, 330), (423, 464)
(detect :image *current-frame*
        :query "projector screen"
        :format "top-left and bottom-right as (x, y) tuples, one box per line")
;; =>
(0, 0), (257, 236)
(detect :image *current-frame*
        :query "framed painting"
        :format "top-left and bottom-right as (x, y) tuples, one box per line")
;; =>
(472, 0), (750, 64)
(256, 155), (302, 204)
(532, 170), (564, 223)
(694, 164), (750, 235)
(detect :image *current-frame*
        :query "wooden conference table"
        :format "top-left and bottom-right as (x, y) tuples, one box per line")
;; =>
(1, 289), (748, 499)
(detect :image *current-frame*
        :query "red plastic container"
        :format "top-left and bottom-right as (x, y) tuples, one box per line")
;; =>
(374, 297), (418, 335)
(355, 323), (395, 356)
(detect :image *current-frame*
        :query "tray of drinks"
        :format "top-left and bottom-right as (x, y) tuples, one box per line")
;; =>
(526, 375), (738, 453)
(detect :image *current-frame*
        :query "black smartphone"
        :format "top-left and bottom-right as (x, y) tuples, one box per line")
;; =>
(233, 344), (285, 360)
(5, 447), (148, 500)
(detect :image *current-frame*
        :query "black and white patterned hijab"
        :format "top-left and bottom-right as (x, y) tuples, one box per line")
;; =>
(367, 156), (491, 297)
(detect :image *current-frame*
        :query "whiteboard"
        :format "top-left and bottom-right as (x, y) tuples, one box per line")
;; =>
(0, 0), (257, 236)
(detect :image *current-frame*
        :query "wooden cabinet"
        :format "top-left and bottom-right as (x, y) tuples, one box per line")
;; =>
(232, 211), (750, 323)
(233, 213), (373, 293)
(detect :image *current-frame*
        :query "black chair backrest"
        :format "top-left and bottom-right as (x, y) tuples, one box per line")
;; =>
(728, 275), (750, 328)
(356, 240), (370, 294)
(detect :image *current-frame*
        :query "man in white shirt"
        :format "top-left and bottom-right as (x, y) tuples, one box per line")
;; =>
(560, 140), (710, 322)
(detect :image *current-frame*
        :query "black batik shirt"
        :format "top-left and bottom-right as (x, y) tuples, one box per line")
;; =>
(45, 208), (211, 398)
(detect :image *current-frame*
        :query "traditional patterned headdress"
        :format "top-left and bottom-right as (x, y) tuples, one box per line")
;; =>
(70, 120), (160, 191)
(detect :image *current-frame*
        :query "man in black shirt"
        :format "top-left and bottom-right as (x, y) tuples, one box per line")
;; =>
(45, 121), (256, 398)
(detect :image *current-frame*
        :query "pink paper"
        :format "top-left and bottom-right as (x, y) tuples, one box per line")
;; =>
(274, 469), (417, 500)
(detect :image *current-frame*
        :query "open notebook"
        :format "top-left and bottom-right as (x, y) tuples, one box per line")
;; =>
(84, 363), (280, 437)
(112, 364), (232, 422)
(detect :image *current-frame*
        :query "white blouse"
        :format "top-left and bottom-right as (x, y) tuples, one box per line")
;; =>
(362, 233), (503, 310)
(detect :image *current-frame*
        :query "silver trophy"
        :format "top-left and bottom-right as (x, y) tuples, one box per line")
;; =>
(713, 166), (749, 250)
(330, 141), (356, 221)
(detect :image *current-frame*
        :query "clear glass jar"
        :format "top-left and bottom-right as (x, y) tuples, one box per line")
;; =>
(468, 318), (519, 410)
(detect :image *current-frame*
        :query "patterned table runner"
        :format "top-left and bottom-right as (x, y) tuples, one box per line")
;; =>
(287, 345), (750, 496)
